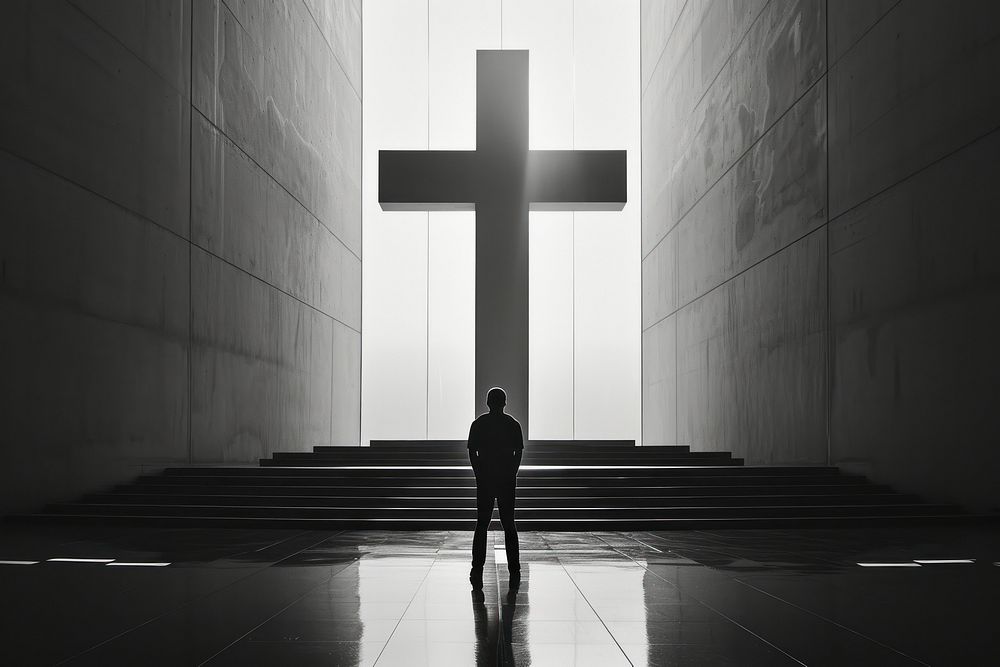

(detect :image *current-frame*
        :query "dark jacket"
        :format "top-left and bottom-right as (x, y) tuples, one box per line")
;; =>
(467, 412), (524, 485)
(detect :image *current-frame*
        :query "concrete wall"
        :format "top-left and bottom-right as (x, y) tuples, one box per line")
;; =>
(641, 0), (1000, 508)
(0, 0), (362, 513)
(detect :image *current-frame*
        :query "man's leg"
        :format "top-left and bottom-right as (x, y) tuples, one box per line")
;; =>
(472, 485), (495, 574)
(497, 483), (520, 573)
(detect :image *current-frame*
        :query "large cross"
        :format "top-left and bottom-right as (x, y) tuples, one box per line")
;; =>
(378, 50), (626, 438)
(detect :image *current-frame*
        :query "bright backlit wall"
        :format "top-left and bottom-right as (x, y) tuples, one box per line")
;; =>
(362, 0), (640, 443)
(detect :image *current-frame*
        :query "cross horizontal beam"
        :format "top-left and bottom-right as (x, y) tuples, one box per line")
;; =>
(378, 149), (626, 211)
(526, 150), (626, 210)
(378, 151), (478, 210)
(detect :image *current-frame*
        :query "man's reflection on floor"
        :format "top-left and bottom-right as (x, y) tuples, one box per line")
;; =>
(501, 587), (518, 645)
(471, 588), (498, 665)
(470, 566), (521, 665)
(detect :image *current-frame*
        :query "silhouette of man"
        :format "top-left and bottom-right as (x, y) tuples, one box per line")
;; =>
(468, 387), (523, 589)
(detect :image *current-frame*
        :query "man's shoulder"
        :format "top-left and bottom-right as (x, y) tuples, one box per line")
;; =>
(471, 412), (521, 430)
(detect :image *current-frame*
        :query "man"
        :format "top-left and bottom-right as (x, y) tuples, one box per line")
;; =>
(468, 387), (523, 589)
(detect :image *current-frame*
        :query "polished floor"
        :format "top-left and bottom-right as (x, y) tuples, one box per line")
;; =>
(0, 525), (997, 665)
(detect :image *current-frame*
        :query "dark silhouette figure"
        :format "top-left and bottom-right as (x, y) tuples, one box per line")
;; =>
(468, 387), (523, 589)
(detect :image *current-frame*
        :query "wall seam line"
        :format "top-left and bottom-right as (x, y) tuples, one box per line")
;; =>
(65, 1), (191, 100)
(188, 0), (195, 464)
(192, 106), (362, 263)
(1, 150), (361, 346)
(681, 0), (773, 115)
(644, 111), (1000, 338)
(300, 0), (363, 101)
(644, 224), (828, 335)
(824, 0), (832, 468)
(640, 0), (691, 97)
(188, 243), (362, 332)
(642, 73), (825, 263)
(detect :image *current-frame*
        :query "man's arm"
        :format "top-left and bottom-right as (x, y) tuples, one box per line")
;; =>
(468, 421), (480, 477)
(511, 421), (523, 476)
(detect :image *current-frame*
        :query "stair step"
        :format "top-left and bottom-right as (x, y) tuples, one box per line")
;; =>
(112, 483), (897, 497)
(46, 502), (963, 520)
(367, 440), (638, 448)
(298, 447), (720, 461)
(83, 493), (922, 508)
(18, 513), (984, 531)
(161, 465), (839, 477)
(262, 458), (743, 467)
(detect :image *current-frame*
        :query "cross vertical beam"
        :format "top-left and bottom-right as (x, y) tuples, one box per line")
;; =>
(474, 50), (530, 439)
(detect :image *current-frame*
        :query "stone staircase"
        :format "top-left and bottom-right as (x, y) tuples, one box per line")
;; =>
(19, 440), (971, 529)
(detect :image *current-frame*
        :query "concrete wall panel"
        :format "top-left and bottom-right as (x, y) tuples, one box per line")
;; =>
(644, 0), (1000, 506)
(188, 0), (361, 458)
(643, 0), (823, 256)
(641, 316), (676, 445)
(674, 84), (827, 308)
(643, 0), (828, 464)
(829, 0), (1000, 216)
(641, 0), (768, 254)
(675, 230), (827, 464)
(0, 0), (191, 237)
(641, 227), (677, 330)
(830, 133), (1000, 507)
(191, 114), (361, 329)
(303, 0), (363, 94)
(827, 0), (897, 63)
(0, 152), (189, 510)
(331, 320), (362, 447)
(190, 248), (333, 462)
(0, 0), (361, 511)
(193, 0), (361, 255)
(68, 0), (192, 95)
(639, 0), (686, 92)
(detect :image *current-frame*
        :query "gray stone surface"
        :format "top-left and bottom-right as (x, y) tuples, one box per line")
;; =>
(192, 0), (361, 255)
(673, 83), (827, 309)
(190, 248), (334, 462)
(642, 0), (816, 255)
(331, 319), (362, 447)
(674, 229), (827, 465)
(68, 0), (193, 95)
(0, 0), (361, 512)
(643, 0), (1000, 506)
(191, 114), (361, 329)
(829, 0), (1000, 217)
(641, 315), (676, 445)
(642, 0), (828, 463)
(827, 0), (897, 63)
(641, 226), (676, 330)
(0, 152), (190, 511)
(830, 131), (1000, 508)
(639, 0), (686, 93)
(302, 0), (363, 94)
(0, 0), (191, 237)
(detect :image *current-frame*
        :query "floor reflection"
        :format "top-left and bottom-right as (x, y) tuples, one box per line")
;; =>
(0, 525), (997, 664)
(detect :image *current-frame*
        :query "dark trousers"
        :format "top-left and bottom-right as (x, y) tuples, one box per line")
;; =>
(471, 479), (520, 572)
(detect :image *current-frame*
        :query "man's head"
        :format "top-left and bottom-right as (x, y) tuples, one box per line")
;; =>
(486, 387), (506, 412)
